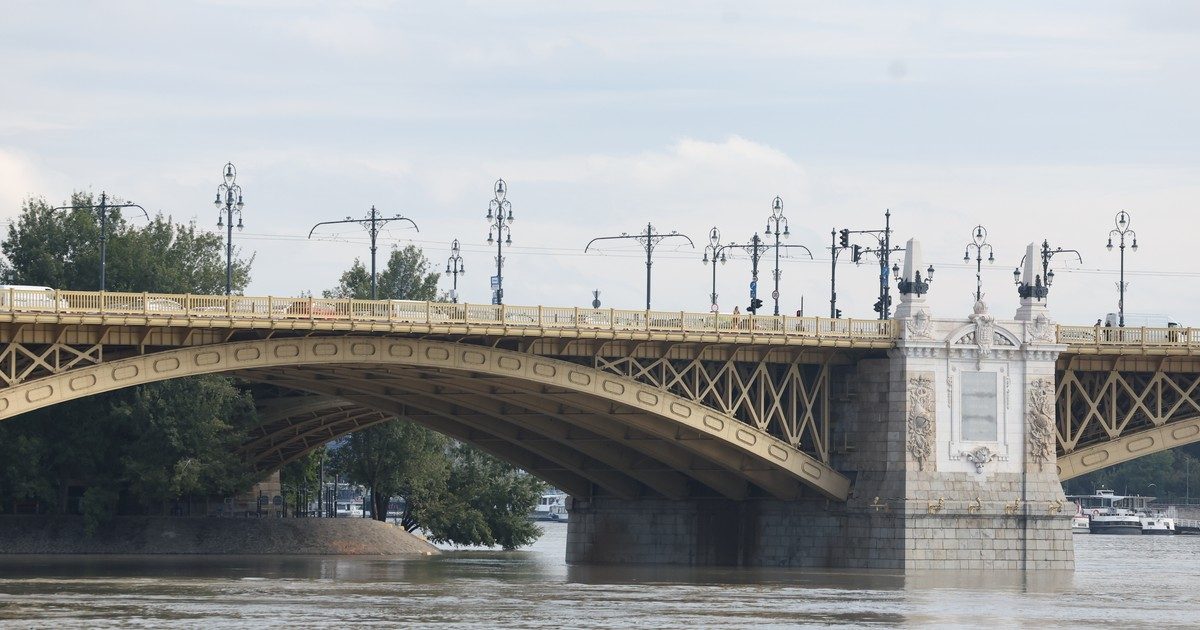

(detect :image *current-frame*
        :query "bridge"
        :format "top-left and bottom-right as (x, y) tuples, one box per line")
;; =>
(0, 260), (1195, 571)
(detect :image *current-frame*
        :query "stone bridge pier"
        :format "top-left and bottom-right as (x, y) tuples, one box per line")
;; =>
(567, 241), (1075, 571)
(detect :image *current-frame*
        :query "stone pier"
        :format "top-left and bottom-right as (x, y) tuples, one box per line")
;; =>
(566, 239), (1074, 571)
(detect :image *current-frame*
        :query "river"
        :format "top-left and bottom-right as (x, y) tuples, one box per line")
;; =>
(0, 525), (1197, 628)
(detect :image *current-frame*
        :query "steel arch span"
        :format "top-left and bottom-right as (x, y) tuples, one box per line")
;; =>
(0, 336), (851, 501)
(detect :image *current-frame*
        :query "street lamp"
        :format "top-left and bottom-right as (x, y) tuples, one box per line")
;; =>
(51, 192), (148, 291)
(1106, 211), (1138, 327)
(445, 239), (466, 303)
(766, 196), (792, 316)
(838, 210), (902, 319)
(486, 179), (514, 305)
(963, 225), (995, 303)
(701, 227), (734, 313)
(213, 162), (245, 295)
(586, 223), (694, 311)
(893, 261), (936, 296)
(1014, 240), (1082, 301)
(308, 207), (420, 300)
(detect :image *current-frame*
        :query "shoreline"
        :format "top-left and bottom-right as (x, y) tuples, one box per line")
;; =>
(0, 515), (441, 556)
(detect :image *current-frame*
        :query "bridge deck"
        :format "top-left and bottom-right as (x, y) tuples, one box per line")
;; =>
(0, 289), (1194, 354)
(0, 289), (896, 348)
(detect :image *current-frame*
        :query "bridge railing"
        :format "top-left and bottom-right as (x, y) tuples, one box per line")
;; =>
(0, 288), (898, 342)
(1058, 324), (1200, 349)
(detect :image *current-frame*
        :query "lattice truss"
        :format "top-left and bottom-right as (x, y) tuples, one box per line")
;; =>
(594, 352), (830, 462)
(1057, 366), (1200, 453)
(0, 341), (104, 387)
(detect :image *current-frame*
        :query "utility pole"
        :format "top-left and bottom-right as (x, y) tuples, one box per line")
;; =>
(51, 192), (148, 291)
(445, 239), (465, 303)
(212, 162), (245, 295)
(701, 227), (736, 313)
(838, 210), (903, 319)
(308, 206), (419, 300)
(764, 196), (813, 315)
(485, 179), (514, 305)
(1106, 211), (1138, 327)
(963, 225), (995, 303)
(585, 223), (693, 311)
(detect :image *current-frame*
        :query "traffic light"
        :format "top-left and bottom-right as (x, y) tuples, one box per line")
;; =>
(834, 309), (842, 319)
(748, 298), (763, 314)
(839, 229), (850, 248)
(851, 244), (862, 263)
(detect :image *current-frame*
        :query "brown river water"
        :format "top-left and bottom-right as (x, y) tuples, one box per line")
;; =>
(0, 525), (1197, 628)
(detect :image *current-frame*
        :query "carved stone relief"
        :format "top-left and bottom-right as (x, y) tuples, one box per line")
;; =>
(961, 445), (997, 474)
(907, 374), (935, 470)
(1027, 378), (1056, 470)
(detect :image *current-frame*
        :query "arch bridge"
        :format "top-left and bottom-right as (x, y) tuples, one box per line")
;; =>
(0, 290), (1194, 501)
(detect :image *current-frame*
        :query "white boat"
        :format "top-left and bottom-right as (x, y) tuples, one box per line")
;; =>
(1139, 509), (1176, 535)
(1066, 489), (1142, 535)
(1071, 504), (1091, 534)
(531, 489), (569, 522)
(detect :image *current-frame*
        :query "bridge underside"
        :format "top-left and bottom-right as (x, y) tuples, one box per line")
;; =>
(0, 337), (850, 502)
(237, 364), (825, 502)
(1057, 354), (1200, 480)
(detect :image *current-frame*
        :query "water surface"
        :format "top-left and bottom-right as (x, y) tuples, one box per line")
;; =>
(0, 525), (1196, 628)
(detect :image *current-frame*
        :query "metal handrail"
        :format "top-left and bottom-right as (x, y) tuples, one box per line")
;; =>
(1056, 324), (1199, 349)
(0, 289), (898, 342)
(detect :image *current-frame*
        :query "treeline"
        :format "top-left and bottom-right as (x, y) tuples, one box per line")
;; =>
(0, 193), (542, 547)
(1063, 443), (1200, 502)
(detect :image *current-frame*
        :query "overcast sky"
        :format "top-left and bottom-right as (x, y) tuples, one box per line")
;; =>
(2, 1), (1199, 325)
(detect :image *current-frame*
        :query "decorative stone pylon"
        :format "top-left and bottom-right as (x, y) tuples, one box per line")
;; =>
(893, 238), (929, 323)
(1014, 242), (1049, 322)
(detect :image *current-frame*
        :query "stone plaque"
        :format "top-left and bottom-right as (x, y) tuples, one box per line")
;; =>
(961, 371), (998, 441)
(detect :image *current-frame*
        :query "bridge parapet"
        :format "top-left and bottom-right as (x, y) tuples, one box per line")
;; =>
(0, 288), (895, 347)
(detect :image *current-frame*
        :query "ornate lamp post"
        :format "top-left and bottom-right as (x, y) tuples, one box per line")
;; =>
(766, 196), (791, 316)
(892, 261), (935, 296)
(1013, 240), (1082, 302)
(586, 223), (693, 311)
(486, 179), (514, 305)
(963, 225), (995, 303)
(213, 162), (245, 295)
(51, 192), (147, 291)
(445, 239), (466, 303)
(1106, 211), (1138, 327)
(701, 227), (735, 313)
(308, 206), (419, 300)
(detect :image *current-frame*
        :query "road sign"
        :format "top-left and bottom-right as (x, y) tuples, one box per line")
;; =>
(750, 280), (757, 298)
(771, 290), (779, 300)
(490, 276), (500, 290)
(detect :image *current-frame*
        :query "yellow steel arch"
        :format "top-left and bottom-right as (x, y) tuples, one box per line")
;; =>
(0, 336), (850, 501)
(1057, 416), (1200, 480)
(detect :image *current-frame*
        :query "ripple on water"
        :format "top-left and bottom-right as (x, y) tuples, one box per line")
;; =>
(1, 527), (1199, 628)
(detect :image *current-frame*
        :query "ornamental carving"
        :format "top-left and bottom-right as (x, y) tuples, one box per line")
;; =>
(1029, 313), (1056, 343)
(969, 300), (996, 359)
(1027, 378), (1056, 470)
(907, 374), (935, 470)
(962, 445), (997, 474)
(905, 309), (933, 339)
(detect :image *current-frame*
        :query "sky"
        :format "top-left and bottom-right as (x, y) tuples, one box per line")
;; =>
(2, 1), (1199, 325)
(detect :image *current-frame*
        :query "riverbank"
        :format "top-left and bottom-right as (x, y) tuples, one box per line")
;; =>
(0, 516), (440, 555)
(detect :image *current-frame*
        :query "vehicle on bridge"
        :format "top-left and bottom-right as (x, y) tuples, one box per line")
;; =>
(0, 285), (69, 310)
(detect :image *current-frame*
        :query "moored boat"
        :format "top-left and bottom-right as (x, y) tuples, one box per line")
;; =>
(1066, 489), (1143, 535)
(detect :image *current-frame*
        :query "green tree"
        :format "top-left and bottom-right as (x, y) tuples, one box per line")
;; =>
(0, 193), (260, 527)
(329, 420), (450, 524)
(324, 245), (439, 300)
(2, 193), (252, 293)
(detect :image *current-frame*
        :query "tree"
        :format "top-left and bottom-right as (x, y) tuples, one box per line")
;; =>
(324, 245), (439, 300)
(0, 193), (260, 526)
(1, 193), (252, 293)
(328, 420), (450, 524)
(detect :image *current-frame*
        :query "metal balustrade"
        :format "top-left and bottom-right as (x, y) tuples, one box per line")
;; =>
(0, 288), (896, 342)
(1057, 324), (1200, 351)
